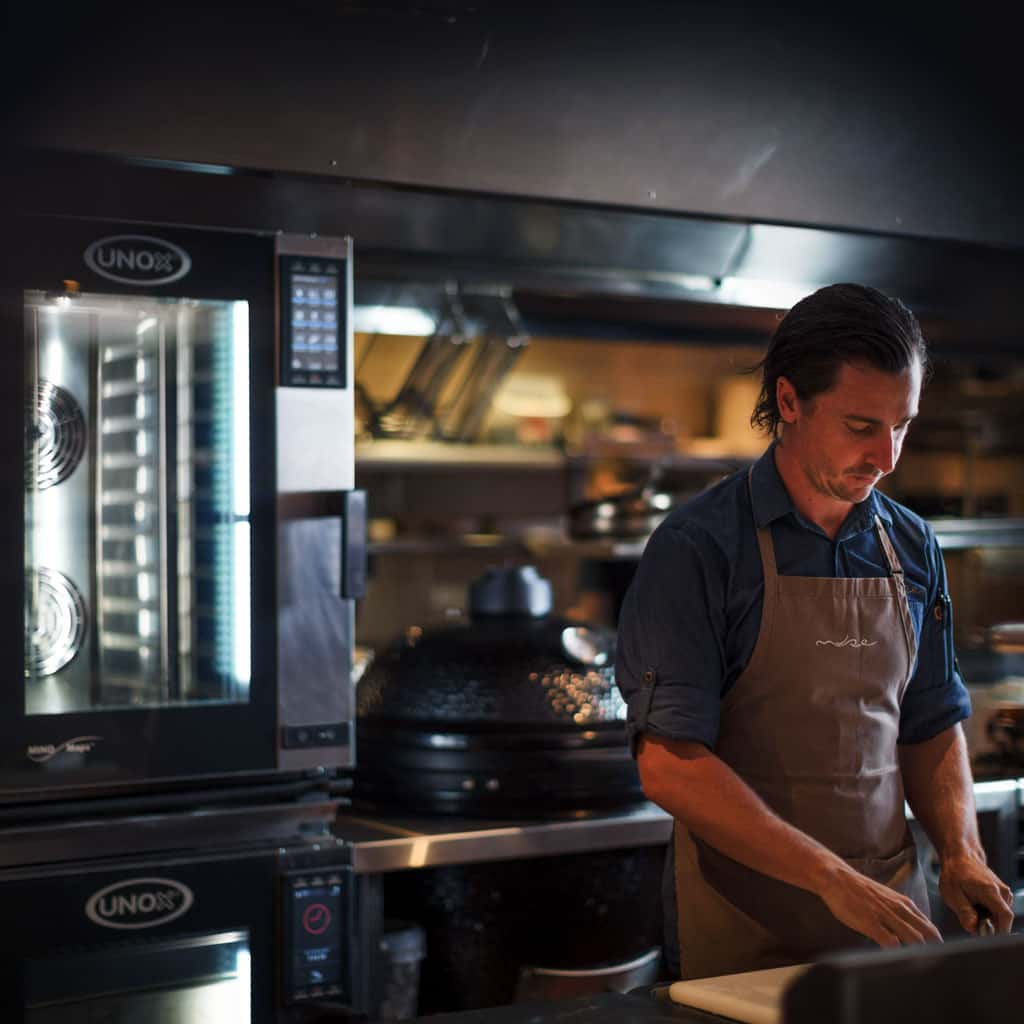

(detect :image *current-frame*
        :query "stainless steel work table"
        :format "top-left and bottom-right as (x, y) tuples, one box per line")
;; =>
(333, 778), (1022, 876)
(333, 801), (674, 874)
(332, 781), (1022, 1016)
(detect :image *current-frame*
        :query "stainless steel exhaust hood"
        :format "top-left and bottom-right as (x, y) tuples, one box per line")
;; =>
(347, 188), (1023, 351)
(12, 149), (1024, 353)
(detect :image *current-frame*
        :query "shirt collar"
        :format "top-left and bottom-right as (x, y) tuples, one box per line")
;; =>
(749, 443), (893, 535)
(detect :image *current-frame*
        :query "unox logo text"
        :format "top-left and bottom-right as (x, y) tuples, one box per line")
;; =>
(27, 735), (102, 762)
(85, 877), (195, 930)
(84, 235), (192, 286)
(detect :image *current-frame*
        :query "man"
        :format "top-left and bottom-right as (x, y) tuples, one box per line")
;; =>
(615, 283), (1015, 981)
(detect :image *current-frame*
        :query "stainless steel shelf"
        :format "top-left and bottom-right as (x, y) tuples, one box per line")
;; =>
(356, 440), (566, 471)
(367, 537), (530, 556)
(367, 535), (647, 558)
(931, 518), (1024, 550)
(368, 518), (1024, 558)
(355, 440), (756, 473)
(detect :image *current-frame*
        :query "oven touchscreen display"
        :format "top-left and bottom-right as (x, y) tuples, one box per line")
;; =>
(287, 874), (346, 1002)
(280, 255), (346, 388)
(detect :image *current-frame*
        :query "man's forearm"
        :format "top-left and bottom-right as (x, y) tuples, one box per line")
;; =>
(638, 732), (944, 945)
(898, 723), (1015, 932)
(898, 724), (984, 862)
(637, 733), (848, 897)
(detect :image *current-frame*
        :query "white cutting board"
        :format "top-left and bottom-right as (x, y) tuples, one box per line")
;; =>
(668, 964), (810, 1024)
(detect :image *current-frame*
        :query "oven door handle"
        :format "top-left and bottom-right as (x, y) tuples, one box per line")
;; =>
(276, 490), (366, 601)
(341, 489), (366, 600)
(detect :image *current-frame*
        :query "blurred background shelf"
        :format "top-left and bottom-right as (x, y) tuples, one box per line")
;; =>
(366, 535), (648, 559)
(931, 518), (1024, 550)
(356, 440), (566, 471)
(366, 521), (1024, 557)
(356, 439), (756, 473)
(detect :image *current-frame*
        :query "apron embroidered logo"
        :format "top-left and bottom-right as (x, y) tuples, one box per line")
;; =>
(815, 636), (879, 648)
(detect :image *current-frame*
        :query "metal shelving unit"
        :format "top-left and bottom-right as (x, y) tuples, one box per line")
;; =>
(930, 518), (1024, 551)
(355, 439), (754, 474)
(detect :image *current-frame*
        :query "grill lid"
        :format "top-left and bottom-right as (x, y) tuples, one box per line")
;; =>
(355, 566), (639, 814)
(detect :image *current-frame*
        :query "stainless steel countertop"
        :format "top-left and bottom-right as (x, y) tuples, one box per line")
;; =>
(334, 778), (1023, 876)
(334, 802), (673, 874)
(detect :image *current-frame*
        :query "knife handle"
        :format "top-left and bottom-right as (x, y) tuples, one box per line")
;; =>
(975, 905), (996, 936)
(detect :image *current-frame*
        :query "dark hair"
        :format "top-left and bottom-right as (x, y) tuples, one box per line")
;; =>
(750, 283), (930, 436)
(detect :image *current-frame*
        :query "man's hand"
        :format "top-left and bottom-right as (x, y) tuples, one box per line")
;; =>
(818, 864), (942, 947)
(899, 726), (1016, 936)
(638, 735), (943, 949)
(939, 854), (1015, 934)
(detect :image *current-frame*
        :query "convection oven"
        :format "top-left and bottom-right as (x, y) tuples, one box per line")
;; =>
(1, 215), (365, 805)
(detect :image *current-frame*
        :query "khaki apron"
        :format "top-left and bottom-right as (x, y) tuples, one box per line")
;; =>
(673, 502), (929, 979)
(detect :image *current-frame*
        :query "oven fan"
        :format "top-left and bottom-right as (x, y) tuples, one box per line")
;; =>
(29, 567), (88, 677)
(27, 380), (87, 490)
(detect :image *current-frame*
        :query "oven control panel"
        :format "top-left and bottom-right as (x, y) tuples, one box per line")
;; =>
(282, 864), (352, 1005)
(278, 253), (347, 388)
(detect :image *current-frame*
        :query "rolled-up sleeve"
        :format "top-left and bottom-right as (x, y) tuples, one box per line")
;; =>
(614, 521), (727, 755)
(898, 532), (971, 744)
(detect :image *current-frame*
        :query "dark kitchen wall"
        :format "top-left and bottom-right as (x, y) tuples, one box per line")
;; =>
(5, 0), (1023, 249)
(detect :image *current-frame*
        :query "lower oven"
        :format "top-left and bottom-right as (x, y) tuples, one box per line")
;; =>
(0, 829), (364, 1022)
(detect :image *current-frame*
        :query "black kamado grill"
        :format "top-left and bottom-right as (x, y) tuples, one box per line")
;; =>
(355, 565), (643, 816)
(355, 566), (663, 1014)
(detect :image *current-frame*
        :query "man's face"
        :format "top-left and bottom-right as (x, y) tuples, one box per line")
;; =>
(778, 360), (922, 505)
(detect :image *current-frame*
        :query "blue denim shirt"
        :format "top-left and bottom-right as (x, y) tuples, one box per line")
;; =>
(615, 444), (971, 754)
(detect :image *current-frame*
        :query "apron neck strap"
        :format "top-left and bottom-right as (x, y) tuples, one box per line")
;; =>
(873, 514), (904, 577)
(747, 469), (905, 581)
(747, 467), (779, 585)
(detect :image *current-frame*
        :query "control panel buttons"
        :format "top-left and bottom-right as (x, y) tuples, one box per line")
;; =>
(279, 254), (347, 388)
(285, 866), (350, 1005)
(302, 902), (332, 935)
(281, 722), (351, 749)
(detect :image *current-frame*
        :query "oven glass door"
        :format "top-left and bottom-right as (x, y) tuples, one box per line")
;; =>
(25, 930), (251, 1023)
(25, 290), (252, 715)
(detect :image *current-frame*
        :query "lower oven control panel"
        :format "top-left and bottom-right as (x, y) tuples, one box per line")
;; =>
(282, 864), (352, 1005)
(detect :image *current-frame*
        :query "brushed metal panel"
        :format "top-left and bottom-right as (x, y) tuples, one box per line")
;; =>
(276, 517), (354, 770)
(275, 388), (354, 493)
